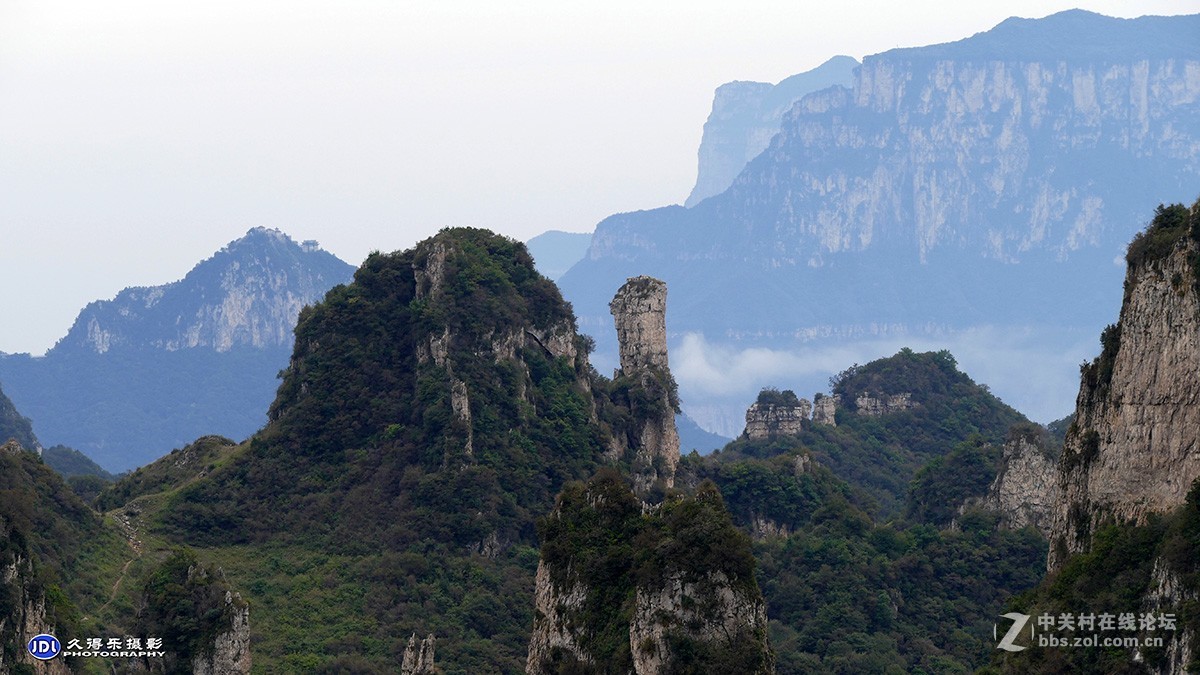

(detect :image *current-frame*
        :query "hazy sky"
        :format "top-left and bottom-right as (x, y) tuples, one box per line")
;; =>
(2, 1), (1197, 355)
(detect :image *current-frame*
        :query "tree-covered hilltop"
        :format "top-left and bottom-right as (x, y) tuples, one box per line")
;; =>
(718, 348), (1028, 517)
(673, 349), (1049, 672)
(684, 427), (1046, 672)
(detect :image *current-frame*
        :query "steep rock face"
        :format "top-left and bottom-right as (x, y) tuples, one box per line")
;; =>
(1141, 558), (1195, 673)
(559, 11), (1200, 358)
(191, 591), (251, 675)
(525, 561), (592, 671)
(54, 228), (354, 355)
(609, 277), (680, 497)
(811, 395), (838, 426)
(853, 392), (915, 416)
(527, 473), (773, 674)
(743, 399), (811, 439)
(975, 426), (1060, 536)
(629, 571), (771, 674)
(686, 55), (858, 207)
(0, 545), (71, 675)
(1050, 204), (1200, 570)
(610, 276), (669, 373)
(400, 633), (436, 675)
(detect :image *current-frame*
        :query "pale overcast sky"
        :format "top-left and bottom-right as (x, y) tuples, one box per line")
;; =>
(1, 1), (1197, 354)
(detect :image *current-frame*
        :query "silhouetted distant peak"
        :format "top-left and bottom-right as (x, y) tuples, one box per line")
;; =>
(879, 10), (1200, 62)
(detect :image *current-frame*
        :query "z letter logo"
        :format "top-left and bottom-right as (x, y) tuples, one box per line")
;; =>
(995, 612), (1031, 652)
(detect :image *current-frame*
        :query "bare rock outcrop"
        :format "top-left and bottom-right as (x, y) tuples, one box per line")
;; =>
(854, 392), (916, 416)
(192, 590), (251, 675)
(1139, 558), (1195, 673)
(527, 474), (773, 674)
(0, 547), (71, 675)
(973, 425), (1060, 537)
(629, 571), (772, 675)
(812, 394), (838, 426)
(743, 397), (811, 440)
(609, 277), (680, 497)
(1050, 207), (1200, 570)
(401, 633), (437, 675)
(525, 561), (592, 672)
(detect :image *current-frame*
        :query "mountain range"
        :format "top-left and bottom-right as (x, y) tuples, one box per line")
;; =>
(558, 9), (1200, 433)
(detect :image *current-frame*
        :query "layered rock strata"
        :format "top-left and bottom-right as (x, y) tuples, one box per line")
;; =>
(1050, 214), (1200, 570)
(609, 277), (680, 497)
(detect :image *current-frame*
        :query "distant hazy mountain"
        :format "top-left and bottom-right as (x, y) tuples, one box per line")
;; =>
(52, 227), (352, 355)
(686, 55), (858, 207)
(0, 228), (355, 471)
(676, 412), (732, 454)
(560, 11), (1200, 427)
(525, 230), (592, 280)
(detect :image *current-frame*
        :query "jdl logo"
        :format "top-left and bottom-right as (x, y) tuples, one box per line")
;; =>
(27, 634), (61, 660)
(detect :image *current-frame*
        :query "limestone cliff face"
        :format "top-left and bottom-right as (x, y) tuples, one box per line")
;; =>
(629, 571), (772, 675)
(975, 426), (1060, 536)
(743, 399), (811, 439)
(1049, 220), (1200, 570)
(0, 546), (71, 675)
(609, 277), (680, 497)
(54, 228), (354, 355)
(686, 56), (858, 207)
(559, 11), (1200, 354)
(527, 474), (773, 674)
(1141, 557), (1196, 674)
(611, 276), (669, 374)
(812, 395), (838, 426)
(400, 633), (437, 675)
(853, 393), (915, 416)
(191, 590), (251, 675)
(525, 560), (593, 671)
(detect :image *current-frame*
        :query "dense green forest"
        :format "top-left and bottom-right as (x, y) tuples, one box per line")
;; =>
(681, 353), (1050, 672)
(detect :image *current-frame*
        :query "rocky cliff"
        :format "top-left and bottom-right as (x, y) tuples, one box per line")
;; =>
(853, 392), (916, 417)
(138, 551), (251, 675)
(811, 394), (837, 426)
(558, 11), (1200, 394)
(0, 526), (71, 675)
(743, 389), (810, 439)
(608, 277), (680, 498)
(1050, 201), (1200, 570)
(686, 55), (858, 207)
(191, 589), (251, 675)
(973, 424), (1060, 536)
(400, 633), (436, 675)
(527, 472), (774, 674)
